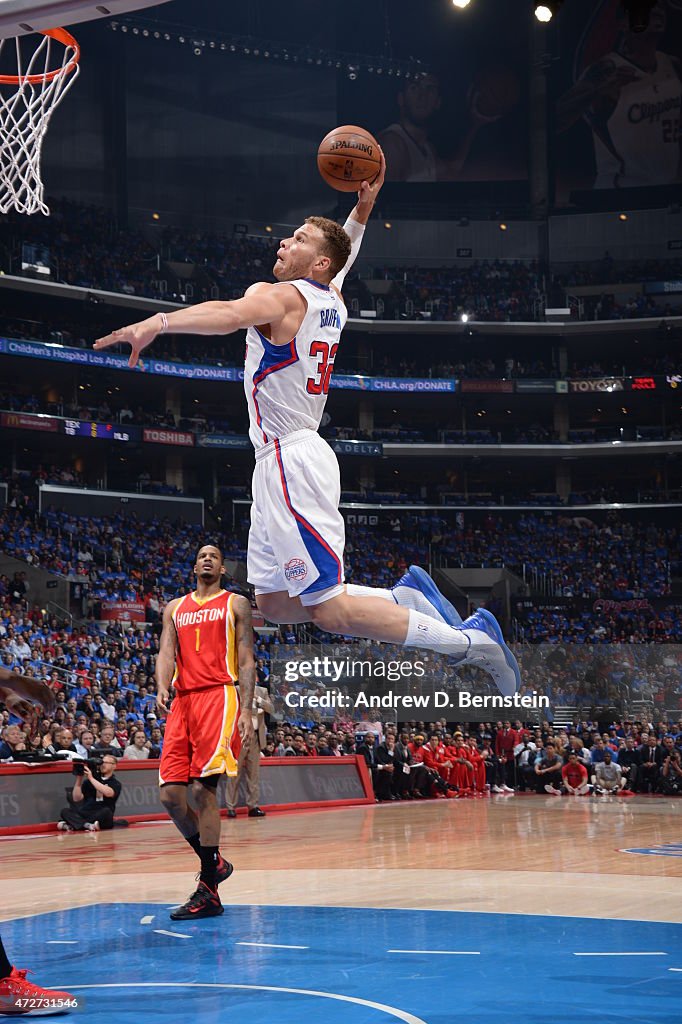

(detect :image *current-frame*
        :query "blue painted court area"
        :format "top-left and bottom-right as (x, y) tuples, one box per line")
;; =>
(4, 905), (682, 1023)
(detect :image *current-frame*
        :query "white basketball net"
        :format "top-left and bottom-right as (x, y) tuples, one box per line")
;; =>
(0, 30), (80, 216)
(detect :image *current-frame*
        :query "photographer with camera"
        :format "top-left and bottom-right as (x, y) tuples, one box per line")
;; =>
(57, 754), (121, 832)
(660, 749), (682, 795)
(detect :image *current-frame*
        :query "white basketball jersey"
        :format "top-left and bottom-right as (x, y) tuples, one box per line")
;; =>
(591, 52), (681, 188)
(244, 279), (347, 451)
(380, 123), (438, 182)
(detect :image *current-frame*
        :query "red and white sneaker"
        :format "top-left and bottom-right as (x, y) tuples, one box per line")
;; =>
(0, 966), (77, 1016)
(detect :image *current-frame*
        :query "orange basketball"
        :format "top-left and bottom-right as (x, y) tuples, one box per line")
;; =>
(317, 125), (381, 192)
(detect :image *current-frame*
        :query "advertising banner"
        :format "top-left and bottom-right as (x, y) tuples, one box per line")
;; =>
(196, 434), (251, 449)
(0, 338), (457, 393)
(0, 759), (371, 831)
(100, 601), (146, 622)
(515, 380), (557, 394)
(0, 412), (59, 432)
(460, 380), (514, 394)
(331, 440), (383, 457)
(143, 428), (194, 447)
(568, 378), (625, 393)
(644, 281), (682, 296)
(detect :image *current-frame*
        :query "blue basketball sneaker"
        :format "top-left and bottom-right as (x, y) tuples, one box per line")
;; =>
(392, 565), (463, 627)
(460, 608), (521, 698)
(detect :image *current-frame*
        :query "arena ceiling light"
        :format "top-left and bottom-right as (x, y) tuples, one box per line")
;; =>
(534, 1), (564, 22)
(110, 17), (422, 79)
(451, 0), (472, 9)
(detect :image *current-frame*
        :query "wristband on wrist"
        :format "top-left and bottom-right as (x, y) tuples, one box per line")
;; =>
(159, 311), (168, 333)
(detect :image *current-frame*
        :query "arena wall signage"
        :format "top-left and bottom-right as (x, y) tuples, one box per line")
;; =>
(332, 374), (373, 390)
(335, 375), (456, 393)
(0, 413), (384, 454)
(330, 440), (383, 457)
(568, 378), (625, 393)
(196, 434), (251, 449)
(0, 338), (456, 393)
(515, 380), (556, 394)
(630, 377), (656, 390)
(643, 280), (682, 295)
(513, 596), (682, 618)
(146, 359), (242, 381)
(99, 600), (147, 622)
(460, 380), (514, 393)
(0, 412), (59, 432)
(0, 759), (372, 833)
(142, 428), (194, 447)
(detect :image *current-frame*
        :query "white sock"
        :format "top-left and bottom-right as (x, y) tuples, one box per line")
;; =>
(346, 584), (395, 602)
(392, 583), (448, 624)
(404, 609), (469, 657)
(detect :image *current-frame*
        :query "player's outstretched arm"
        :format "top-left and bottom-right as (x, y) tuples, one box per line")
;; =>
(346, 147), (386, 227)
(332, 149), (385, 293)
(0, 667), (56, 719)
(155, 600), (180, 713)
(93, 284), (297, 368)
(233, 595), (256, 751)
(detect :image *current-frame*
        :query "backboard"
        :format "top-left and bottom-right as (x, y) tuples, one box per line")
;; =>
(0, 0), (171, 38)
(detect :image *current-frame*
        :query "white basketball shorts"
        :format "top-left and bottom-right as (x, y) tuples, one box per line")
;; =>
(247, 429), (346, 606)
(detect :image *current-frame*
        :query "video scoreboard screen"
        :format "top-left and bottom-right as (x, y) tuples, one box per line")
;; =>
(63, 420), (140, 443)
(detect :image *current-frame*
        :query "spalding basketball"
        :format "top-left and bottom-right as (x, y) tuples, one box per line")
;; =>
(470, 68), (521, 121)
(317, 125), (381, 192)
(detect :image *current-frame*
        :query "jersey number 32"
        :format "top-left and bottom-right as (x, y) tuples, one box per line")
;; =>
(306, 341), (338, 396)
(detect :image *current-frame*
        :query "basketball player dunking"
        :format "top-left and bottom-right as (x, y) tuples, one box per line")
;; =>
(156, 545), (256, 920)
(95, 152), (520, 699)
(0, 668), (77, 1013)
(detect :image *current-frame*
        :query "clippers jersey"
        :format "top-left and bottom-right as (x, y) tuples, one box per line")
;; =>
(589, 52), (682, 188)
(171, 590), (238, 693)
(244, 278), (348, 451)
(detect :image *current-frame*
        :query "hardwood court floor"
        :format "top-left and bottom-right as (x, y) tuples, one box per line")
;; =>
(2, 794), (682, 925)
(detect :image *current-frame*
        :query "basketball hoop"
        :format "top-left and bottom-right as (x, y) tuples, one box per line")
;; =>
(0, 28), (80, 216)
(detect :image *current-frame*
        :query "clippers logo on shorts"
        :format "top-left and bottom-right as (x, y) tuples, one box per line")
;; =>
(284, 558), (308, 583)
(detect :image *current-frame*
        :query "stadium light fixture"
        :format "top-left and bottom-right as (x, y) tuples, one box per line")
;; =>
(534, 1), (563, 22)
(452, 0), (472, 9)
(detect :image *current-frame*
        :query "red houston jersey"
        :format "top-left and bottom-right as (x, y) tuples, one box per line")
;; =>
(171, 590), (238, 694)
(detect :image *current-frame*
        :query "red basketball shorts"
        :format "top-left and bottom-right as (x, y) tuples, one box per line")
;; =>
(159, 684), (241, 785)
